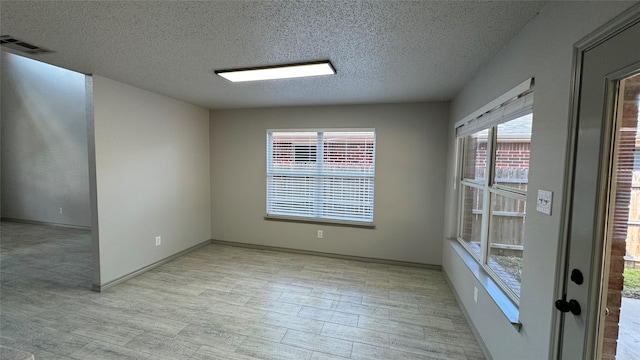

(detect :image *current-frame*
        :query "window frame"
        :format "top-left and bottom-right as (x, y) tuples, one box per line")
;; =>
(265, 128), (376, 227)
(457, 122), (530, 304)
(455, 80), (533, 305)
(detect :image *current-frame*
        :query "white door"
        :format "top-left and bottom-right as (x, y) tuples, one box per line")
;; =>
(558, 8), (640, 360)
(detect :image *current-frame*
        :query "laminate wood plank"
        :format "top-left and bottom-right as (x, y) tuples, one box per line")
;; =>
(124, 277), (206, 297)
(464, 346), (490, 360)
(191, 345), (262, 360)
(168, 309), (288, 342)
(1, 221), (485, 360)
(351, 342), (441, 360)
(123, 333), (200, 360)
(361, 295), (421, 312)
(69, 318), (143, 346)
(318, 274), (367, 287)
(1, 313), (70, 344)
(70, 340), (151, 360)
(263, 283), (314, 295)
(357, 315), (426, 339)
(422, 327), (482, 348)
(235, 337), (313, 360)
(29, 330), (93, 358)
(387, 310), (456, 331)
(198, 288), (252, 306)
(245, 297), (303, 316)
(5, 307), (79, 334)
(297, 305), (359, 326)
(330, 300), (390, 318)
(206, 300), (267, 321)
(309, 351), (351, 360)
(281, 329), (353, 358)
(389, 334), (468, 359)
(60, 303), (188, 337)
(175, 324), (245, 351)
(291, 278), (341, 292)
(320, 322), (390, 347)
(337, 284), (390, 299)
(309, 289), (363, 303)
(260, 312), (325, 334)
(278, 292), (334, 309)
(229, 285), (284, 300)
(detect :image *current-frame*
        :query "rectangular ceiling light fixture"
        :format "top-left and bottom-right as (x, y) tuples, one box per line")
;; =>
(215, 60), (335, 82)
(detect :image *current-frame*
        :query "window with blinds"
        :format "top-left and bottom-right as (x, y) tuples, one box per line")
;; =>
(266, 130), (376, 225)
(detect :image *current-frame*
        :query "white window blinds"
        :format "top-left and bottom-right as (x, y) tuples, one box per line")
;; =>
(266, 130), (376, 224)
(456, 78), (534, 138)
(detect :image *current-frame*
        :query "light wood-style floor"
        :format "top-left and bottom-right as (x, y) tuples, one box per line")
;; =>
(0, 221), (485, 360)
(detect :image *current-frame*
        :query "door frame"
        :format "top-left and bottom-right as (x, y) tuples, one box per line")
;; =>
(554, 4), (640, 359)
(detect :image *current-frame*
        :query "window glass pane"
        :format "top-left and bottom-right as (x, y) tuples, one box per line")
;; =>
(632, 127), (640, 222)
(494, 114), (532, 190)
(295, 145), (316, 163)
(271, 132), (317, 171)
(462, 129), (488, 181)
(323, 132), (375, 174)
(266, 175), (315, 217)
(267, 130), (375, 223)
(322, 177), (374, 222)
(459, 185), (483, 256)
(488, 193), (526, 298)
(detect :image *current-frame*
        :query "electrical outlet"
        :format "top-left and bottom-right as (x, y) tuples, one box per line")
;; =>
(59, 207), (63, 214)
(317, 230), (323, 239)
(155, 236), (161, 246)
(473, 286), (478, 303)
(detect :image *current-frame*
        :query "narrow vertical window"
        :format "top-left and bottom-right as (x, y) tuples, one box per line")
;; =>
(456, 79), (533, 302)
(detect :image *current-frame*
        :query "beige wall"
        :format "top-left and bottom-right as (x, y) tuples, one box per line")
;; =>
(1, 52), (90, 227)
(442, 2), (636, 359)
(210, 102), (448, 265)
(91, 75), (211, 286)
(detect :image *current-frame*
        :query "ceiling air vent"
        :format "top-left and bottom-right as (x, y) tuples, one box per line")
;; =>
(0, 35), (53, 55)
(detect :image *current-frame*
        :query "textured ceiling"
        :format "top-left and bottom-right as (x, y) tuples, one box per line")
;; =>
(0, 1), (546, 109)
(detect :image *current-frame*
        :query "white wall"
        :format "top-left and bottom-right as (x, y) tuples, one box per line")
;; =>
(442, 2), (636, 359)
(1, 51), (90, 227)
(210, 102), (448, 265)
(91, 75), (211, 286)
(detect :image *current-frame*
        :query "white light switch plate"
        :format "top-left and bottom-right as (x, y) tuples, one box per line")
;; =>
(536, 189), (552, 215)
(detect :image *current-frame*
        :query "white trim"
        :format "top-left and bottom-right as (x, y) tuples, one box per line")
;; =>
(553, 5), (640, 359)
(455, 78), (533, 129)
(267, 128), (376, 133)
(264, 215), (375, 228)
(266, 129), (376, 223)
(456, 92), (534, 138)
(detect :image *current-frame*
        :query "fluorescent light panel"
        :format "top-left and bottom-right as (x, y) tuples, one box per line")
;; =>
(215, 61), (335, 82)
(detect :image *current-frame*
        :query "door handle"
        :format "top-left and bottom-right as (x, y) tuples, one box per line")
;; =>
(555, 297), (581, 316)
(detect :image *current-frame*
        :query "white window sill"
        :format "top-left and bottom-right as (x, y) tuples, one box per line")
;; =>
(264, 215), (376, 229)
(448, 238), (522, 331)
